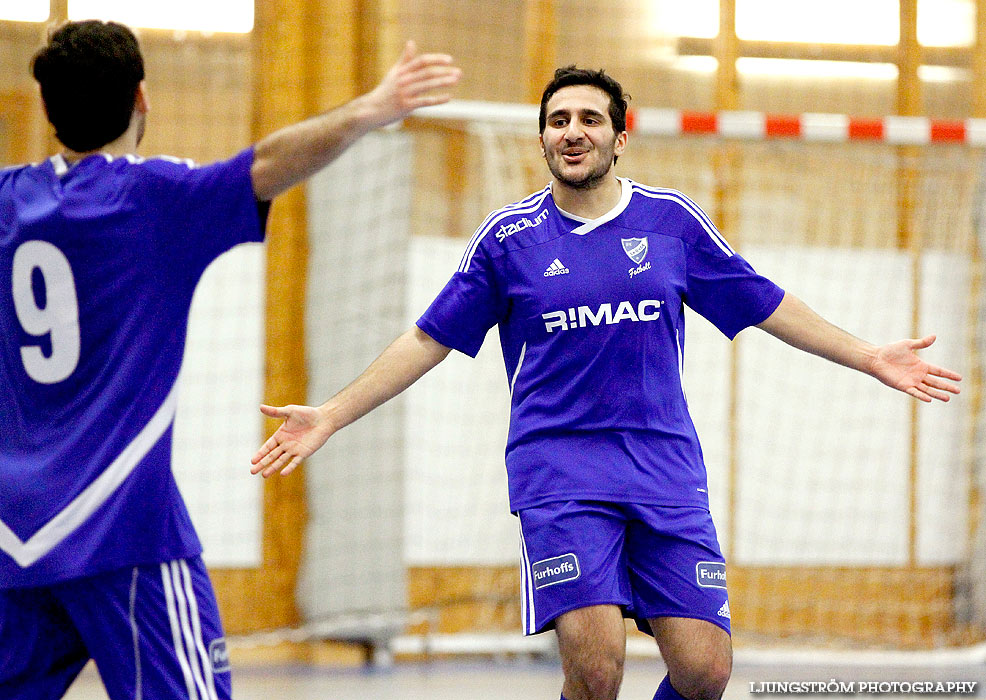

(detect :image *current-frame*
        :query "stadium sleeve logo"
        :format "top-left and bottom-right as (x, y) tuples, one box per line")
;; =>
(497, 209), (549, 242)
(531, 553), (580, 589)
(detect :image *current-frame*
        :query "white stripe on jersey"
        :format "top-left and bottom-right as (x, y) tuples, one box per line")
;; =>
(458, 187), (552, 273)
(0, 381), (180, 568)
(468, 185), (552, 246)
(518, 521), (537, 634)
(509, 342), (527, 399)
(675, 327), (686, 403)
(630, 184), (735, 257)
(631, 183), (731, 248)
(162, 562), (199, 700)
(170, 561), (211, 700)
(116, 154), (199, 168)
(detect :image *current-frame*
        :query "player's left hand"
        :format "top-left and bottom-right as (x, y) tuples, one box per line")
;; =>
(361, 40), (462, 129)
(251, 404), (333, 478)
(870, 335), (962, 402)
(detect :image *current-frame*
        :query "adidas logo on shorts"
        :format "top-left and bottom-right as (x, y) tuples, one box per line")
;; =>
(544, 258), (570, 277)
(717, 601), (731, 619)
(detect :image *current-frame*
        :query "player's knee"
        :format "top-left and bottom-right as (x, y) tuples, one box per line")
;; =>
(672, 653), (731, 700)
(564, 652), (624, 700)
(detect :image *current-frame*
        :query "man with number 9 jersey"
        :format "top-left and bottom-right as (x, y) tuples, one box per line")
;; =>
(0, 20), (461, 700)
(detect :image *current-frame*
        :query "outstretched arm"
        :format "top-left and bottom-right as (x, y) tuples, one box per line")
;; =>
(250, 41), (461, 201)
(251, 327), (451, 478)
(756, 292), (961, 402)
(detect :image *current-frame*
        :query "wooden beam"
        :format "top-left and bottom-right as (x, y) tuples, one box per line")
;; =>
(715, 0), (739, 111)
(310, 0), (361, 110)
(523, 0), (557, 104)
(0, 92), (31, 165)
(679, 37), (969, 69)
(211, 0), (321, 634)
(897, 0), (922, 569)
(49, 0), (67, 23)
(354, 0), (401, 98)
(898, 0), (922, 116)
(974, 0), (986, 116)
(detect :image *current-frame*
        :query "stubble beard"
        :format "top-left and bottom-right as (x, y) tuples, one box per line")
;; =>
(545, 145), (615, 191)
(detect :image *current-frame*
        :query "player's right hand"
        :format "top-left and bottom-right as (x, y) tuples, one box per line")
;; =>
(361, 40), (462, 129)
(251, 404), (332, 478)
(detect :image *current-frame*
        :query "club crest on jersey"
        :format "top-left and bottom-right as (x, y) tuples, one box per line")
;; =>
(621, 237), (648, 264)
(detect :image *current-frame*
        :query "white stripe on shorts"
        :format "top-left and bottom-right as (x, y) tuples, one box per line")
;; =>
(180, 560), (219, 700)
(129, 567), (143, 700)
(518, 520), (536, 634)
(169, 561), (210, 700)
(161, 562), (198, 700)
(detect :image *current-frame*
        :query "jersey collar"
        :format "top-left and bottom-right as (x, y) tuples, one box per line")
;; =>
(49, 152), (120, 177)
(554, 177), (633, 236)
(50, 154), (69, 177)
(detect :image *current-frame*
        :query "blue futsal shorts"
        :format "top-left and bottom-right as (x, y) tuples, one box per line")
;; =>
(0, 556), (231, 700)
(517, 501), (731, 637)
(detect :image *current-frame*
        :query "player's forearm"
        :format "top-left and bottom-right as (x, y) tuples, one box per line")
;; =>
(250, 45), (460, 201)
(317, 326), (451, 435)
(250, 95), (380, 201)
(756, 292), (879, 375)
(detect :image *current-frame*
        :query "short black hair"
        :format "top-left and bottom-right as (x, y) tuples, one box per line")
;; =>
(538, 66), (630, 135)
(31, 20), (145, 152)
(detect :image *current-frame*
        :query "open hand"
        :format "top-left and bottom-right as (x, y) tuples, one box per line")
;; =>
(251, 404), (333, 478)
(362, 40), (462, 129)
(870, 335), (962, 402)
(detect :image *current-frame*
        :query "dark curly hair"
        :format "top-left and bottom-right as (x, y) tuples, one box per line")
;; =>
(31, 20), (145, 152)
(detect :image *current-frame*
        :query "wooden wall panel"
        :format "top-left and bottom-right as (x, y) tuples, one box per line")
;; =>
(408, 565), (975, 648)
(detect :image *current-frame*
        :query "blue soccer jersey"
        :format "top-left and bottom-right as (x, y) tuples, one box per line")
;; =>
(0, 148), (265, 587)
(417, 178), (784, 512)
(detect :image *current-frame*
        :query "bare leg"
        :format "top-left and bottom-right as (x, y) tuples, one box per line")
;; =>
(554, 605), (627, 700)
(648, 617), (732, 700)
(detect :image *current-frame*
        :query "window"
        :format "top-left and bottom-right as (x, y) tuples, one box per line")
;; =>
(0, 0), (49, 22)
(68, 0), (252, 33)
(650, 0), (974, 47)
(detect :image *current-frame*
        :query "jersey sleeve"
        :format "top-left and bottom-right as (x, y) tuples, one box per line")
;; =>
(680, 200), (784, 339)
(416, 238), (505, 358)
(146, 147), (267, 277)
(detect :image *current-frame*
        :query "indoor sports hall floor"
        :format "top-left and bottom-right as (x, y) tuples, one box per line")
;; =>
(64, 656), (986, 699)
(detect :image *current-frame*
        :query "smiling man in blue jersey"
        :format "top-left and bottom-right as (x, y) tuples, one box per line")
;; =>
(0, 20), (460, 700)
(251, 67), (962, 700)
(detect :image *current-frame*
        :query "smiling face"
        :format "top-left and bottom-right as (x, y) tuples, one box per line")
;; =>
(539, 84), (627, 191)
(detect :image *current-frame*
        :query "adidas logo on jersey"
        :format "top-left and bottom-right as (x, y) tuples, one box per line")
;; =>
(542, 300), (663, 333)
(717, 601), (731, 619)
(544, 259), (570, 277)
